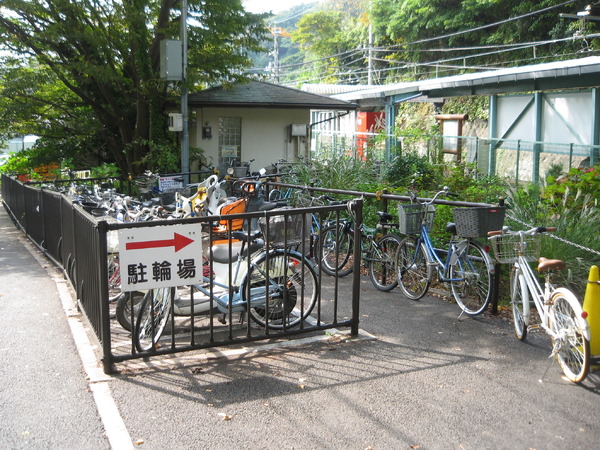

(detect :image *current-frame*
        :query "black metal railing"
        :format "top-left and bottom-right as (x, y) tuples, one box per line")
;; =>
(1, 174), (363, 373)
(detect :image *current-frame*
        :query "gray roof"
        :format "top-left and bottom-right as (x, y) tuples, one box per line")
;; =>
(333, 56), (600, 102)
(188, 80), (357, 110)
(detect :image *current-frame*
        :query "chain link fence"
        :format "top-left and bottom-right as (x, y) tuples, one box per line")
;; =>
(310, 130), (599, 185)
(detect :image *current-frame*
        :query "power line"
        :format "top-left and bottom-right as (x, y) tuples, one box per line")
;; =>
(270, 0), (587, 83)
(384, 0), (580, 49)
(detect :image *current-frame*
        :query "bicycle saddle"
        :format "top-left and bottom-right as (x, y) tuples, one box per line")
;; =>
(445, 222), (457, 235)
(376, 211), (394, 221)
(537, 257), (566, 273)
(210, 233), (264, 264)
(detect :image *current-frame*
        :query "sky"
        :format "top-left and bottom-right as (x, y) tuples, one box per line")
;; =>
(243, 0), (313, 14)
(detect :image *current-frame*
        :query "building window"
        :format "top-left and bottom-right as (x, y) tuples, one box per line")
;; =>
(218, 117), (242, 164)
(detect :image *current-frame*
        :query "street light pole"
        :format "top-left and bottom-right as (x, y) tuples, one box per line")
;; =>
(181, 0), (189, 184)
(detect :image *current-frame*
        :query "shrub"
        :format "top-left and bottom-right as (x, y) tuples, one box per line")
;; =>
(383, 152), (438, 190)
(506, 178), (600, 297)
(544, 165), (600, 205)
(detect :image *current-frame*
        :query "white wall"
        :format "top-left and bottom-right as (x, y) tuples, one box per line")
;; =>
(496, 91), (593, 145)
(191, 107), (310, 172)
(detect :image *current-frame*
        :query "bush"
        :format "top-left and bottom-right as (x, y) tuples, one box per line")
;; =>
(506, 178), (600, 297)
(383, 152), (438, 190)
(544, 165), (600, 205)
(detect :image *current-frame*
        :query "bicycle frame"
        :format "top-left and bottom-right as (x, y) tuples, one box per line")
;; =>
(512, 256), (549, 330)
(172, 242), (286, 316)
(512, 255), (591, 341)
(415, 224), (468, 283)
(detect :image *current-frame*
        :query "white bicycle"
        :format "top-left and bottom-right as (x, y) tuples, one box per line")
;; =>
(488, 226), (591, 383)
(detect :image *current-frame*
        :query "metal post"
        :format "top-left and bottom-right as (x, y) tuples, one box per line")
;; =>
(181, 0), (189, 185)
(351, 198), (362, 336)
(97, 220), (114, 374)
(591, 88), (600, 166)
(516, 139), (521, 186)
(569, 143), (574, 171)
(533, 92), (543, 185)
(488, 95), (497, 176)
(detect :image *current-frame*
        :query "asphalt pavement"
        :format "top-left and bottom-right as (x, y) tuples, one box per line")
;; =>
(0, 202), (109, 448)
(1, 199), (600, 449)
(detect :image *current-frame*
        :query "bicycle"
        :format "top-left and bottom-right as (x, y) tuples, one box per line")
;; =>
(133, 212), (319, 352)
(396, 187), (497, 316)
(488, 226), (591, 383)
(317, 204), (404, 292)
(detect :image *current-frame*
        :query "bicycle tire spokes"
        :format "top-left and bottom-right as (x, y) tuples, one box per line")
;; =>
(450, 241), (492, 316)
(397, 237), (430, 300)
(549, 291), (590, 383)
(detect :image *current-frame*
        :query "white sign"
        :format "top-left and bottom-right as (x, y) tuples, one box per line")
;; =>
(159, 176), (184, 191)
(118, 224), (203, 291)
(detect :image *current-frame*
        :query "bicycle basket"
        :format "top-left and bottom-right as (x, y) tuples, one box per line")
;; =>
(259, 209), (311, 248)
(398, 203), (435, 235)
(489, 233), (541, 264)
(453, 206), (505, 238)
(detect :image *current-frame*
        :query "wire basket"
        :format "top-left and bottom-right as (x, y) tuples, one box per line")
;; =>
(489, 233), (542, 264)
(259, 210), (312, 248)
(453, 206), (505, 238)
(398, 203), (435, 235)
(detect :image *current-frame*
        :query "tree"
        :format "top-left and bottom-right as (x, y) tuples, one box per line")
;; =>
(370, 0), (595, 80)
(291, 9), (367, 83)
(0, 0), (269, 175)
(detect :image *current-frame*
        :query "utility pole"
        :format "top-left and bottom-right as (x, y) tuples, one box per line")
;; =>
(273, 31), (280, 83)
(181, 0), (189, 184)
(368, 23), (373, 85)
(270, 27), (290, 84)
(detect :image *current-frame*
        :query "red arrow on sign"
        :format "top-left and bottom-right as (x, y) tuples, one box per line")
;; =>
(126, 232), (194, 253)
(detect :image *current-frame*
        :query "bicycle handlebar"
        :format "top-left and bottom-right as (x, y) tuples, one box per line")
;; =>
(411, 186), (456, 205)
(487, 226), (556, 237)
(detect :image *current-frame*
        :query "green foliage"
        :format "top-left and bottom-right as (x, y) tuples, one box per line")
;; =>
(371, 0), (580, 80)
(541, 194), (600, 297)
(139, 140), (180, 175)
(506, 171), (600, 297)
(0, 0), (269, 176)
(0, 152), (30, 175)
(442, 97), (489, 121)
(441, 162), (506, 204)
(395, 102), (437, 142)
(544, 165), (600, 205)
(383, 152), (438, 190)
(90, 163), (121, 179)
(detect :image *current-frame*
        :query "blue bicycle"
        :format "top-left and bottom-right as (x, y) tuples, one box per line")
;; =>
(397, 187), (496, 316)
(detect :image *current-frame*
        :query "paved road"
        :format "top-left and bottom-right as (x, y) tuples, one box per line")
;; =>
(108, 278), (600, 449)
(0, 205), (109, 448)
(2, 201), (600, 449)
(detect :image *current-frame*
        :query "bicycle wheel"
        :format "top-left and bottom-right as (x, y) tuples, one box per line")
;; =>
(509, 267), (529, 340)
(368, 233), (402, 292)
(134, 287), (173, 352)
(549, 288), (590, 383)
(268, 188), (282, 201)
(397, 237), (431, 300)
(107, 254), (121, 302)
(449, 241), (492, 315)
(115, 291), (145, 332)
(317, 223), (353, 277)
(244, 250), (318, 329)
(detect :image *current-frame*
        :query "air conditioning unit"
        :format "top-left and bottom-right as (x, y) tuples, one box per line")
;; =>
(290, 124), (308, 137)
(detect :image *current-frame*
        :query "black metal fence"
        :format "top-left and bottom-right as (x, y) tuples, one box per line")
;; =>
(1, 174), (363, 374)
